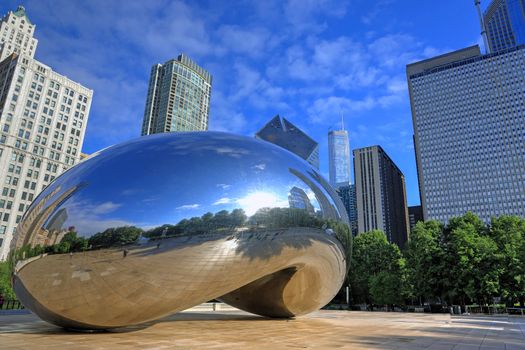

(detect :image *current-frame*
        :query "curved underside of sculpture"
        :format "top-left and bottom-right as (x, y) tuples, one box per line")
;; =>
(14, 229), (345, 329)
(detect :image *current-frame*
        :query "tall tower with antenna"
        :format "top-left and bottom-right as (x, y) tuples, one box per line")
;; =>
(475, 0), (491, 54)
(328, 114), (351, 188)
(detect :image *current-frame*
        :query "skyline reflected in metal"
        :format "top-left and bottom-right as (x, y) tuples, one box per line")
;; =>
(11, 132), (350, 330)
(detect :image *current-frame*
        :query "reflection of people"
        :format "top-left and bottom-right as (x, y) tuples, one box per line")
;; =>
(123, 249), (128, 258)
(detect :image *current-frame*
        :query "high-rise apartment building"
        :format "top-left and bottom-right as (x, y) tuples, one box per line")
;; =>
(408, 205), (423, 233)
(354, 146), (409, 248)
(0, 6), (38, 61)
(483, 0), (525, 53)
(0, 7), (92, 260)
(255, 115), (320, 169)
(141, 54), (212, 135)
(337, 184), (358, 236)
(407, 44), (525, 224)
(328, 128), (351, 188)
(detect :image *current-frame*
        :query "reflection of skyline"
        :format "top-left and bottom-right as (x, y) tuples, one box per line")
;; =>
(16, 132), (347, 241)
(14, 183), (85, 250)
(288, 187), (315, 214)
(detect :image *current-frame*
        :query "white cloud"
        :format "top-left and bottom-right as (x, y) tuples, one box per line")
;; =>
(176, 204), (200, 210)
(213, 197), (233, 205)
(252, 163), (266, 170)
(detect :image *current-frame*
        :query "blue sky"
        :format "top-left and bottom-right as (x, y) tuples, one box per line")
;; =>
(2, 1), (488, 206)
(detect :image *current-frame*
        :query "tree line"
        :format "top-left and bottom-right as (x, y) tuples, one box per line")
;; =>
(348, 212), (525, 308)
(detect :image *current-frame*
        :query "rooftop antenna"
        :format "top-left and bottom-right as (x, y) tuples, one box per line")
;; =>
(475, 0), (491, 54)
(340, 111), (345, 131)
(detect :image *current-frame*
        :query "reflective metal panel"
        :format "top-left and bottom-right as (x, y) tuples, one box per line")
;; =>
(11, 132), (350, 329)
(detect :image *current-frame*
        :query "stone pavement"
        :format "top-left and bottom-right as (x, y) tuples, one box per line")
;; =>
(0, 310), (524, 349)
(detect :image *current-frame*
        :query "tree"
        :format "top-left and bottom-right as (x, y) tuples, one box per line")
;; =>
(230, 209), (247, 228)
(489, 215), (525, 306)
(404, 220), (445, 304)
(369, 271), (404, 307)
(443, 212), (500, 306)
(0, 261), (15, 300)
(348, 230), (406, 305)
(88, 226), (143, 249)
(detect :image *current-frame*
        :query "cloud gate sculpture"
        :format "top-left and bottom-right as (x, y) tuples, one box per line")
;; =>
(11, 132), (350, 330)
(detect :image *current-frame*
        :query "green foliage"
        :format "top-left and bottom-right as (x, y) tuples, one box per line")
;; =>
(145, 209), (248, 238)
(348, 230), (407, 305)
(442, 213), (500, 305)
(0, 261), (15, 300)
(404, 220), (445, 303)
(369, 271), (404, 306)
(349, 213), (525, 308)
(489, 215), (525, 306)
(88, 226), (143, 249)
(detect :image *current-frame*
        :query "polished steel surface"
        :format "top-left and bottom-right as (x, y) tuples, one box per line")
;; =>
(11, 132), (350, 330)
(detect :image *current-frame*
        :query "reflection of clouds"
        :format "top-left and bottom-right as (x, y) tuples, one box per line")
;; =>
(164, 138), (253, 159)
(236, 191), (289, 216)
(304, 187), (321, 210)
(63, 198), (134, 236)
(251, 163), (266, 170)
(121, 188), (140, 196)
(214, 146), (251, 158)
(213, 197), (233, 205)
(90, 201), (121, 215)
(176, 204), (200, 210)
(216, 183), (232, 190)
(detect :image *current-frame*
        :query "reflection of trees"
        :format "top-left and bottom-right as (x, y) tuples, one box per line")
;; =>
(144, 209), (248, 239)
(12, 207), (351, 262)
(88, 226), (143, 249)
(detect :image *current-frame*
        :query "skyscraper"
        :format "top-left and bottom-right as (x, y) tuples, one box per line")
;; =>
(337, 184), (358, 236)
(0, 6), (38, 61)
(0, 6), (92, 260)
(141, 54), (212, 135)
(483, 0), (525, 53)
(328, 124), (351, 188)
(255, 115), (320, 169)
(354, 146), (409, 248)
(407, 44), (525, 224)
(408, 205), (423, 233)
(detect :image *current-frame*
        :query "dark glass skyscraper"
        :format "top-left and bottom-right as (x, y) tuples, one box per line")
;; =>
(354, 146), (409, 248)
(255, 115), (319, 169)
(141, 54), (212, 135)
(484, 0), (525, 52)
(337, 184), (358, 236)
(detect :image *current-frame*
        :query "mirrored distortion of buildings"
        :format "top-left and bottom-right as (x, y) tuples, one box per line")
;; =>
(11, 132), (349, 329)
(0, 6), (93, 260)
(141, 54), (212, 135)
(256, 115), (320, 169)
(407, 0), (525, 224)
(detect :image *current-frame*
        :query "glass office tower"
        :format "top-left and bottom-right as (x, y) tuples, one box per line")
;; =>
(256, 115), (320, 169)
(328, 129), (351, 188)
(484, 0), (525, 52)
(407, 45), (525, 224)
(141, 54), (212, 135)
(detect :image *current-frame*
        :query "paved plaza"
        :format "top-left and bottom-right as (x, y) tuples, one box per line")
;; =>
(0, 309), (524, 349)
